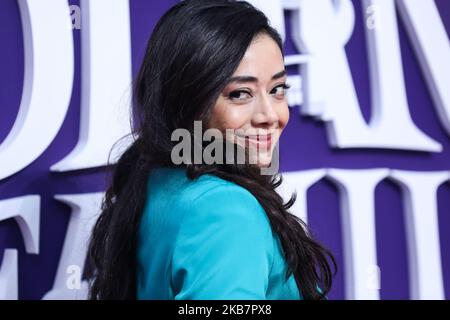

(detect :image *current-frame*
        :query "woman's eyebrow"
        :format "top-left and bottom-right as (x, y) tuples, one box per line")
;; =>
(227, 70), (286, 84)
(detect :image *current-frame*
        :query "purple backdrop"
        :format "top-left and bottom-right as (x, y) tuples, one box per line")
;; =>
(0, 0), (449, 300)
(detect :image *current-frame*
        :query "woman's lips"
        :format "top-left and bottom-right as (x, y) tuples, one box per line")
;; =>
(242, 134), (273, 150)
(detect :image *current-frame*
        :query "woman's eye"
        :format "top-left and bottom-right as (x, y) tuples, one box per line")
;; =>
(271, 83), (291, 97)
(228, 90), (252, 102)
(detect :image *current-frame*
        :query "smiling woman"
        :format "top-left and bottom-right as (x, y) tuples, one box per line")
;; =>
(207, 33), (290, 168)
(85, 0), (336, 300)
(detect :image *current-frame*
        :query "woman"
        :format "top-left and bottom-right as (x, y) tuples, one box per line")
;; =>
(86, 0), (336, 300)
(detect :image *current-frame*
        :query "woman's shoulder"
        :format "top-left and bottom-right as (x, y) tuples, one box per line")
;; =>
(169, 171), (276, 299)
(149, 166), (261, 210)
(183, 174), (266, 222)
(147, 166), (273, 240)
(177, 173), (274, 249)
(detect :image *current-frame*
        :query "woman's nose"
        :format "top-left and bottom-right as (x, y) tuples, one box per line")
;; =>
(252, 92), (279, 126)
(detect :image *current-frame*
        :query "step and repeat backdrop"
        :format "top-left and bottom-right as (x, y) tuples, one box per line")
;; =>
(0, 0), (449, 300)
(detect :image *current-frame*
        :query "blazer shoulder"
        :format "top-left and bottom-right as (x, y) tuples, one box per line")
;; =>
(189, 174), (262, 210)
(171, 176), (275, 299)
(182, 176), (271, 233)
(175, 173), (250, 204)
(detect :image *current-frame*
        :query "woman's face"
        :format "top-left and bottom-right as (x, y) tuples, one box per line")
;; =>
(206, 33), (290, 168)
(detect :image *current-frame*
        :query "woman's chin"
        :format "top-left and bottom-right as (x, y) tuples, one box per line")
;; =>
(250, 152), (273, 168)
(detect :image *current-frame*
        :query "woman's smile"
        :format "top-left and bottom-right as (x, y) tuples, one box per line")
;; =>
(206, 32), (290, 168)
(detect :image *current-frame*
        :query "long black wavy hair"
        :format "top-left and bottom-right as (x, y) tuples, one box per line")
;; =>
(86, 0), (336, 300)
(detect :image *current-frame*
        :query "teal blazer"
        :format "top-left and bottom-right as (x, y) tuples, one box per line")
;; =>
(136, 166), (302, 299)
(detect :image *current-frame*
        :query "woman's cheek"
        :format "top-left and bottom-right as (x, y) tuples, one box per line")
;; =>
(215, 103), (252, 131)
(279, 102), (290, 129)
(207, 102), (228, 130)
